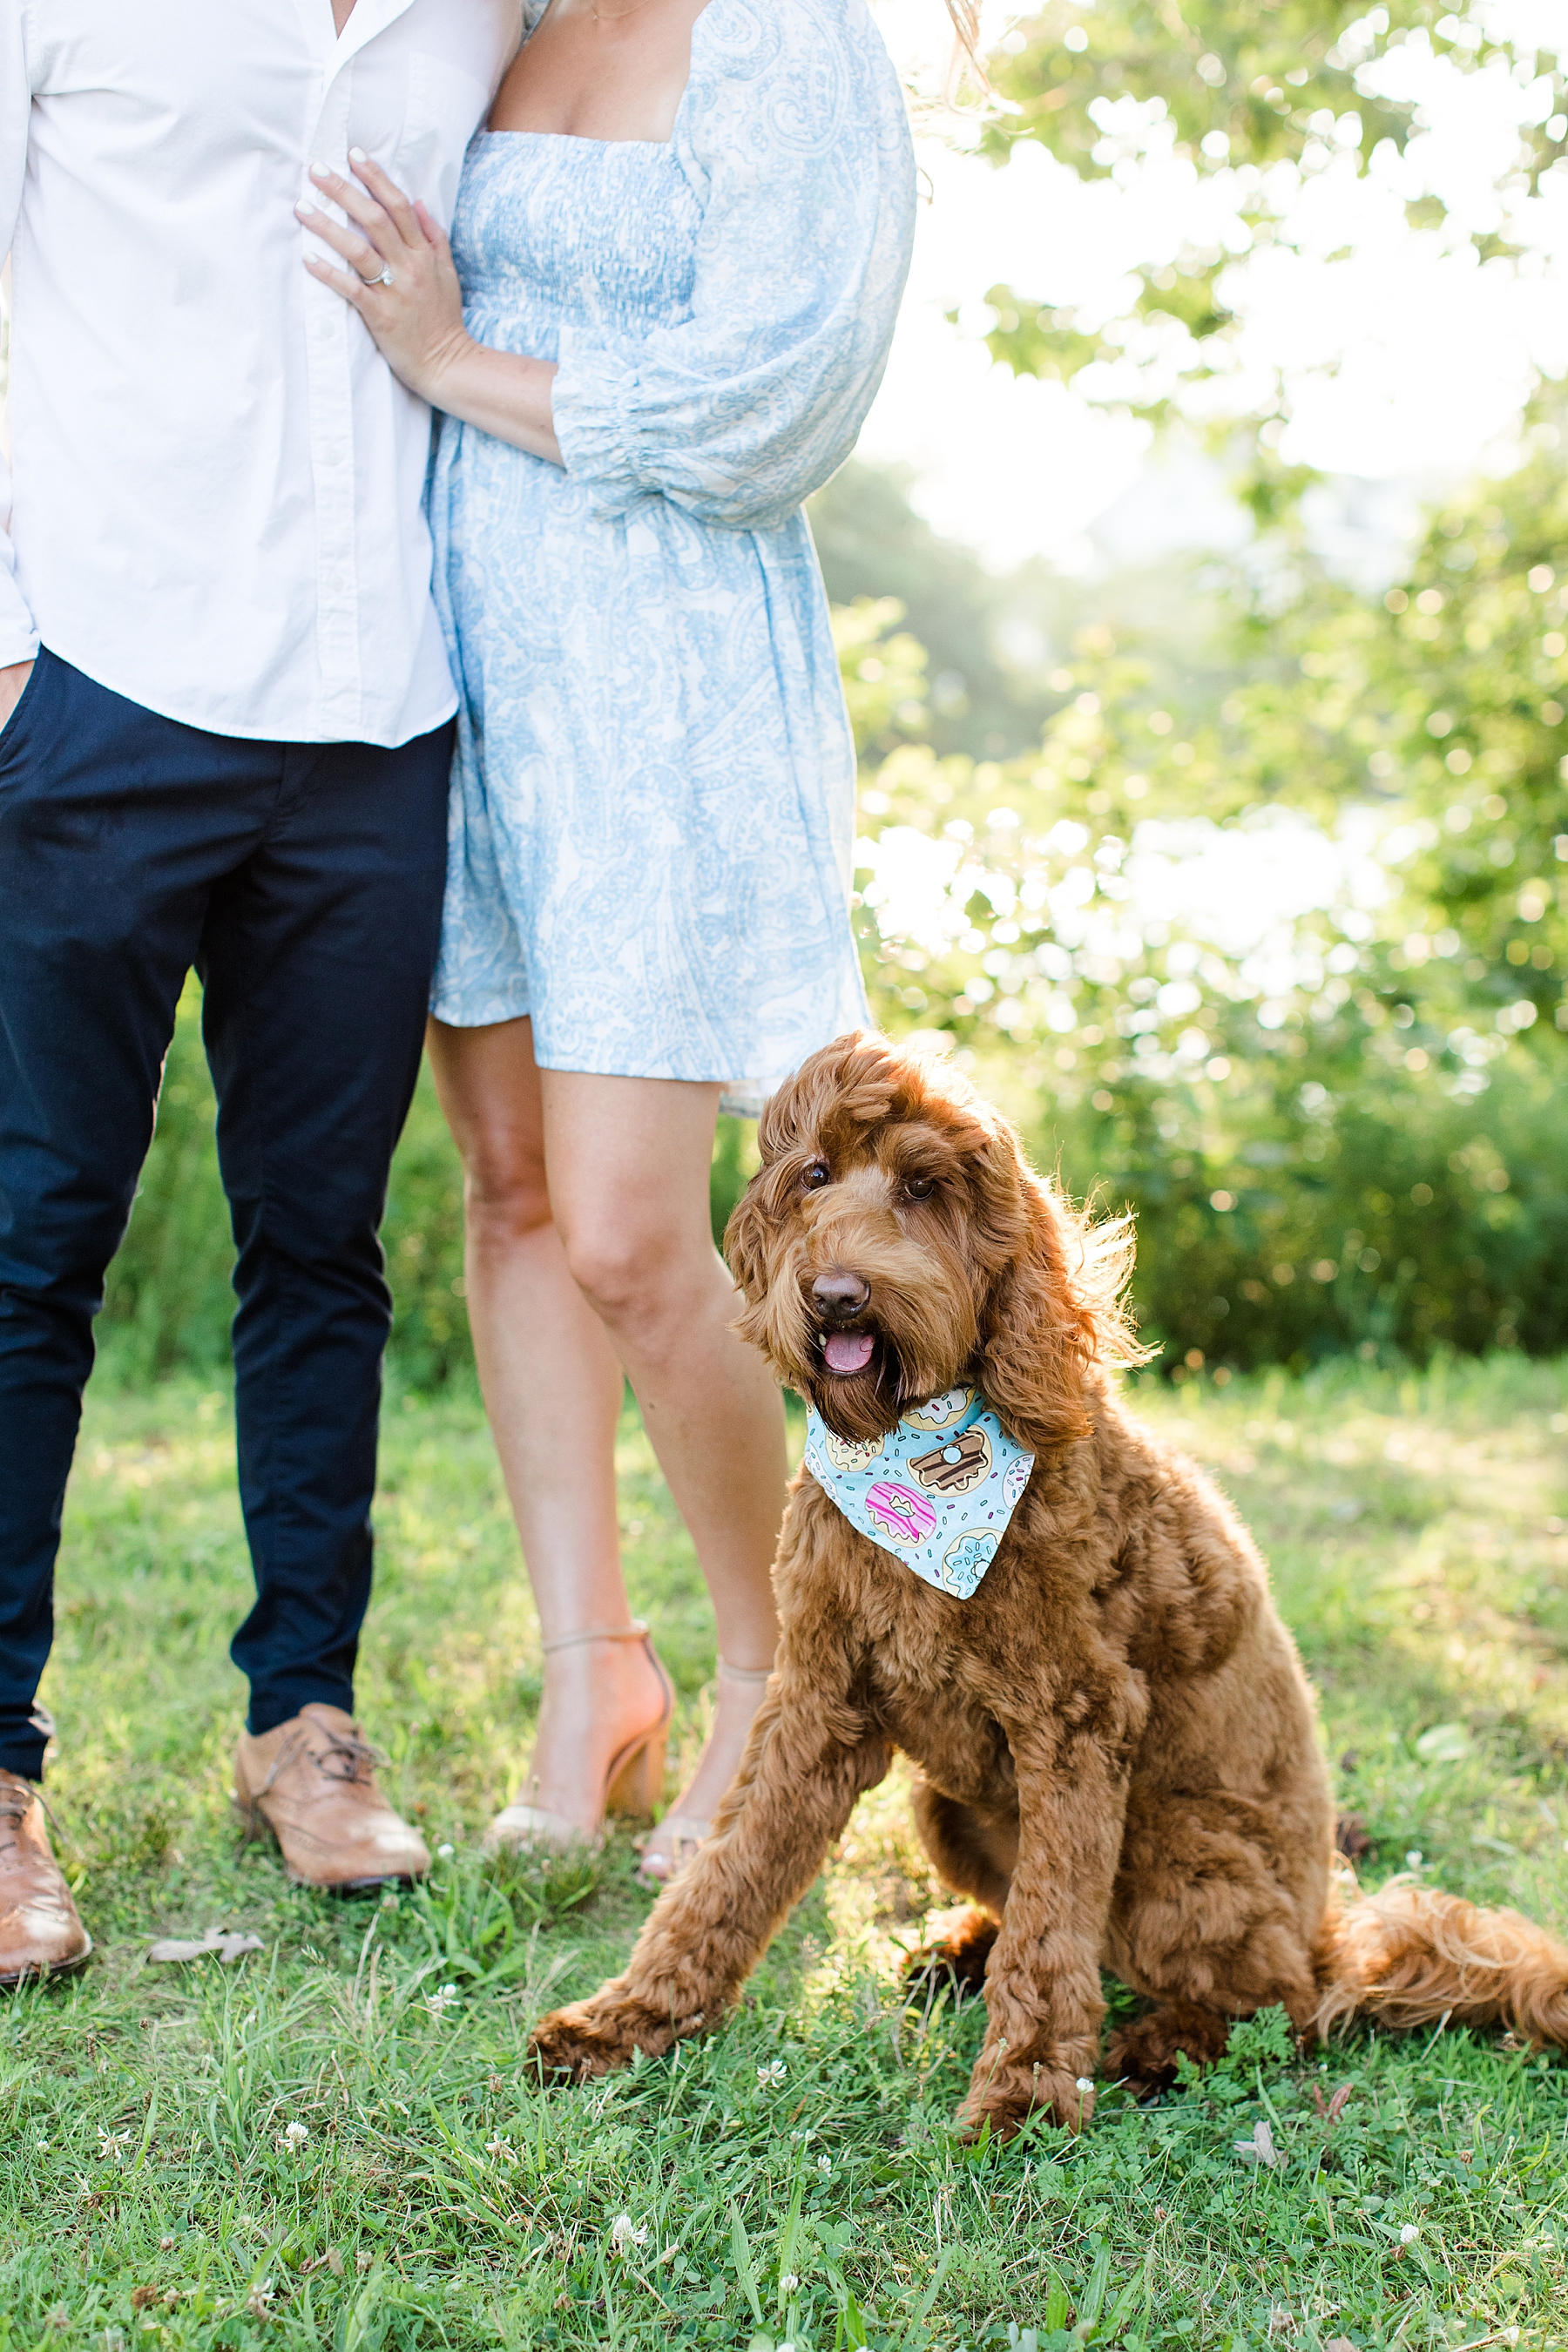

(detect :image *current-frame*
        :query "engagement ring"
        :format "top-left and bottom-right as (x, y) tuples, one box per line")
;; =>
(360, 266), (394, 287)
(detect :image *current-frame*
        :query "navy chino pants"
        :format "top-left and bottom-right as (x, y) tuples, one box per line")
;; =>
(0, 649), (454, 1778)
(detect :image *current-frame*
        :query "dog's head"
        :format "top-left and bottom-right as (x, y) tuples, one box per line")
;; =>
(725, 1031), (1143, 1456)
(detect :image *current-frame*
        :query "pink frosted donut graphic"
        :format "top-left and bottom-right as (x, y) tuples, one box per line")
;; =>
(863, 1481), (937, 1548)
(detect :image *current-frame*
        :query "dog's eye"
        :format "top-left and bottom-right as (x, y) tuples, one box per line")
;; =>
(903, 1174), (936, 1202)
(802, 1159), (831, 1190)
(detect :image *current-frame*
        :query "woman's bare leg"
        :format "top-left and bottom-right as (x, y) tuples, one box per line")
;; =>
(425, 1022), (784, 1843)
(425, 1016), (668, 1835)
(539, 1068), (784, 1852)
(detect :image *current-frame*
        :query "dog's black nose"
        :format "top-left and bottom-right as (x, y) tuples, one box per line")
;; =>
(813, 1269), (870, 1321)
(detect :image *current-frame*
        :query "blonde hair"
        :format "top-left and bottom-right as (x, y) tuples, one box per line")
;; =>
(937, 0), (987, 103)
(941, 0), (981, 63)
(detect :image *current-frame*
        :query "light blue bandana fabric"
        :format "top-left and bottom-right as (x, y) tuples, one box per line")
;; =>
(802, 1387), (1034, 1599)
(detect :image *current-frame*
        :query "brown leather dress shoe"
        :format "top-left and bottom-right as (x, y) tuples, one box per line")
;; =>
(0, 1768), (92, 1987)
(233, 1705), (429, 1893)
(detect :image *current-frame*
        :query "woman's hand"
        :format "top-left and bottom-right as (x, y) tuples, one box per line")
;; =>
(298, 153), (473, 408)
(296, 152), (564, 465)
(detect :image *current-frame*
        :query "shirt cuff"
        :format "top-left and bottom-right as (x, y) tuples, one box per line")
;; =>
(0, 576), (39, 671)
(551, 326), (649, 517)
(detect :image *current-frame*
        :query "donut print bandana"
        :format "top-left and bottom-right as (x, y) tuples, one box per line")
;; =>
(802, 1387), (1034, 1600)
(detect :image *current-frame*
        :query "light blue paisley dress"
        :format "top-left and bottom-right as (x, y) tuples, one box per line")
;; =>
(427, 0), (916, 1098)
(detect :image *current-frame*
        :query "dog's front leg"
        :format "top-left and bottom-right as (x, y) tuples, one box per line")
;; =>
(958, 1673), (1143, 2139)
(529, 1666), (889, 2081)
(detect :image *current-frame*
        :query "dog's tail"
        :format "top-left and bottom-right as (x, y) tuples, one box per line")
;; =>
(1315, 1876), (1568, 2047)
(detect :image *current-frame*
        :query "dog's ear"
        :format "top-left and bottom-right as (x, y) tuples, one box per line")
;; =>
(977, 1146), (1142, 1458)
(724, 1175), (768, 1301)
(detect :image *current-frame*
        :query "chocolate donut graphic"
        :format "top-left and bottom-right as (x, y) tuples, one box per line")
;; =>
(821, 1429), (884, 1475)
(900, 1386), (972, 1436)
(863, 1481), (937, 1548)
(909, 1427), (992, 1497)
(943, 1528), (998, 1593)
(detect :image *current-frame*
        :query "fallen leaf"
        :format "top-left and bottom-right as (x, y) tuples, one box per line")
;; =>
(1335, 1813), (1371, 1861)
(1234, 2118), (1281, 2169)
(1415, 1720), (1471, 1764)
(146, 1927), (263, 1965)
(129, 2288), (158, 2312)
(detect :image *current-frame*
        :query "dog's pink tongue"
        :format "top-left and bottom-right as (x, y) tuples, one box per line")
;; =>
(823, 1331), (875, 1375)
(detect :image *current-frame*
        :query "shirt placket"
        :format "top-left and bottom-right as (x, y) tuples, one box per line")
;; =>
(302, 61), (362, 740)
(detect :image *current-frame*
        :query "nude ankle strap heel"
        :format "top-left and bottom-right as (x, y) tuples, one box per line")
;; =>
(541, 1619), (658, 1655)
(483, 1621), (675, 1858)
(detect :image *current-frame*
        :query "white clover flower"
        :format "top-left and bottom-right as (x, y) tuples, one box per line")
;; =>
(484, 2137), (517, 2164)
(758, 2058), (787, 2088)
(1400, 2222), (1420, 2245)
(1405, 1850), (1423, 1869)
(1075, 2078), (1095, 2094)
(282, 2119), (310, 2147)
(98, 2131), (131, 2162)
(609, 2213), (650, 2256)
(816, 2153), (832, 2173)
(780, 2273), (801, 2293)
(423, 1983), (460, 2017)
(436, 1842), (455, 1860)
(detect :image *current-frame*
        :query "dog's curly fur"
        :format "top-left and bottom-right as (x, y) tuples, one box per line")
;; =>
(530, 1031), (1568, 2134)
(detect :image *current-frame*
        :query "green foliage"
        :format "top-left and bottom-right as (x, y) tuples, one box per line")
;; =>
(974, 0), (1564, 443)
(12, 1356), (1568, 2344)
(839, 425), (1566, 1375)
(811, 461), (1056, 760)
(832, 596), (934, 764)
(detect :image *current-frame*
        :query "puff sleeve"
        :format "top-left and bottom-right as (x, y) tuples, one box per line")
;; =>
(550, 0), (915, 532)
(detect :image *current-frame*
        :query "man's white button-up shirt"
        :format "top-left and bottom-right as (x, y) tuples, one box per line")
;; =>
(0, 0), (518, 747)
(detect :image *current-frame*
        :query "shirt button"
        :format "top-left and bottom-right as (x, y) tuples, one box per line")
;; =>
(321, 444), (343, 467)
(314, 317), (336, 342)
(325, 570), (348, 594)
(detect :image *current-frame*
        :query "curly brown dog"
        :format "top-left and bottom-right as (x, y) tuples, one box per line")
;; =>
(530, 1031), (1568, 2136)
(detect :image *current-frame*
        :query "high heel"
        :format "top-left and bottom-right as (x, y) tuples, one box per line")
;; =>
(484, 1621), (675, 1857)
(635, 1658), (774, 1887)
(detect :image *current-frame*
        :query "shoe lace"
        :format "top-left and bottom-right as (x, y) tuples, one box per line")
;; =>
(309, 1723), (385, 1786)
(0, 1781), (31, 1824)
(0, 1774), (58, 1856)
(250, 1718), (390, 1803)
(253, 1720), (386, 1795)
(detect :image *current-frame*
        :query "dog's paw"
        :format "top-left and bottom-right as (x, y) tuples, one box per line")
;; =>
(902, 1905), (998, 2002)
(527, 1994), (675, 2082)
(1105, 2001), (1233, 2099)
(956, 2061), (1095, 2140)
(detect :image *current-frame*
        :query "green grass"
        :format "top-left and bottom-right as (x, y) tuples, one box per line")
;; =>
(5, 1355), (1568, 2351)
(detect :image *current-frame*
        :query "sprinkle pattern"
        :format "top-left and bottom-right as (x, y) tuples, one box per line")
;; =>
(803, 1388), (1034, 1599)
